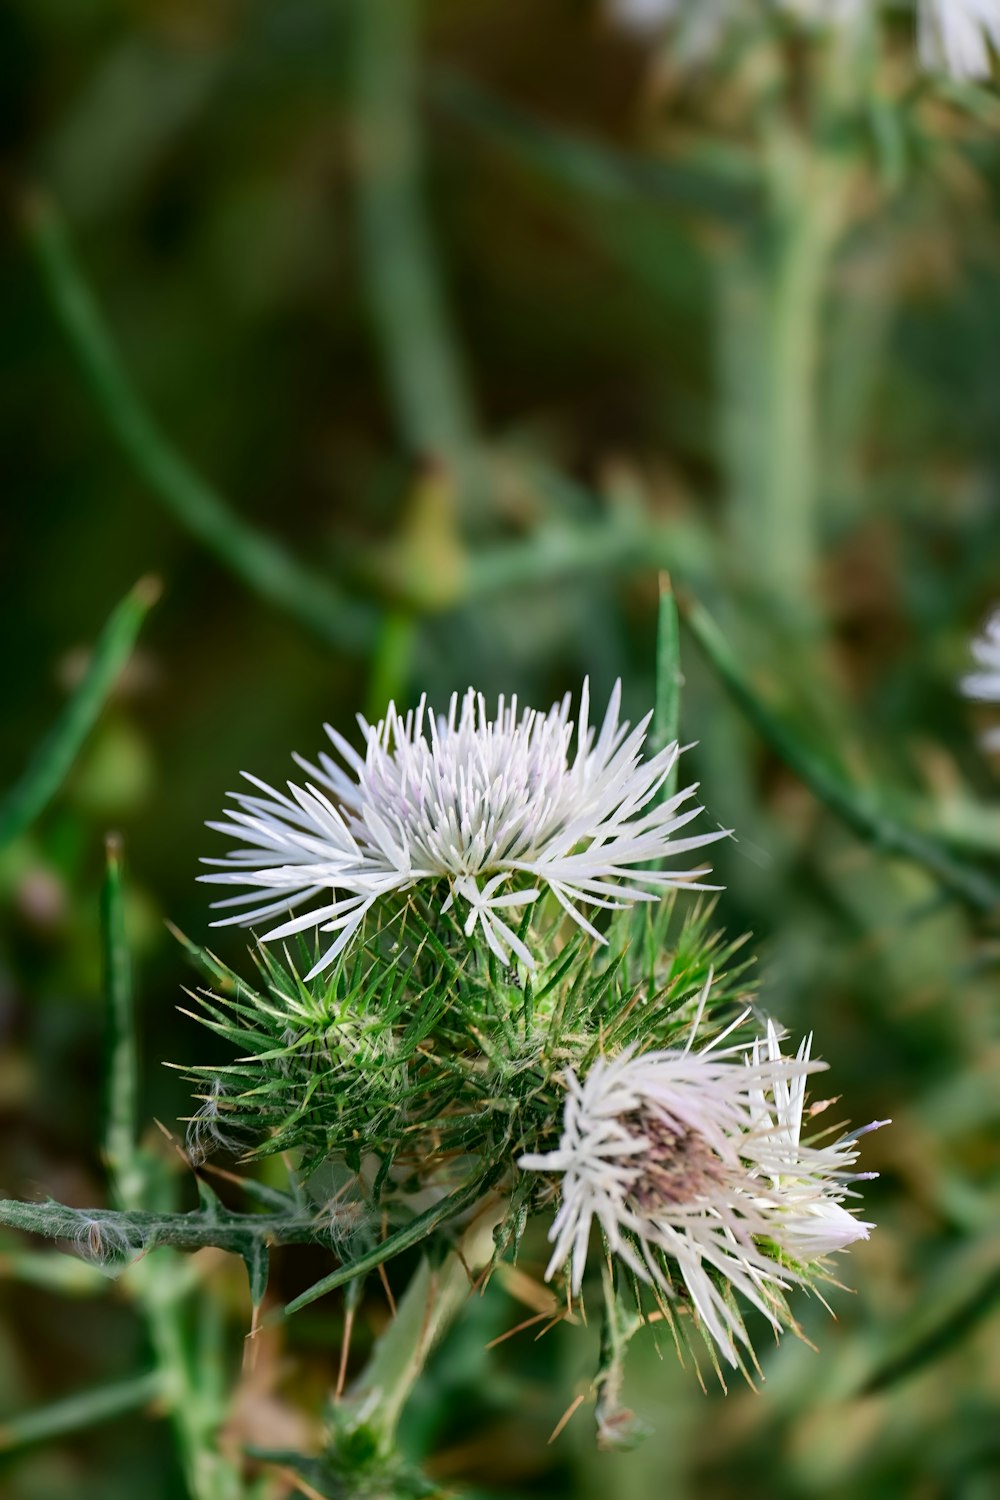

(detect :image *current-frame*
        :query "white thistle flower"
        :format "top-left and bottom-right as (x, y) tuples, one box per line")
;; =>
(960, 608), (1000, 750)
(919, 0), (1000, 79)
(201, 682), (726, 979)
(519, 983), (884, 1366)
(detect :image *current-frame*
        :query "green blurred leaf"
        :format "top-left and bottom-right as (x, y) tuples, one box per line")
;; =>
(683, 596), (1000, 914)
(0, 1369), (162, 1454)
(0, 575), (159, 850)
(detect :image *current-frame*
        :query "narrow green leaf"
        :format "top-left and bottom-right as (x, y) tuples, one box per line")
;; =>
(683, 597), (1000, 914)
(23, 194), (374, 653)
(0, 576), (159, 849)
(430, 68), (758, 222)
(0, 1369), (162, 1453)
(281, 1166), (502, 1318)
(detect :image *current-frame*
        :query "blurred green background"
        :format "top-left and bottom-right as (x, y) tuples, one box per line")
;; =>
(1, 2), (999, 1496)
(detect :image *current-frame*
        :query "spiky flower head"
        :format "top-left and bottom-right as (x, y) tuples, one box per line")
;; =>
(201, 682), (725, 978)
(519, 984), (883, 1367)
(960, 608), (1000, 750)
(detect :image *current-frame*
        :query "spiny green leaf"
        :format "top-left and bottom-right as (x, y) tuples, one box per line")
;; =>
(281, 1165), (504, 1318)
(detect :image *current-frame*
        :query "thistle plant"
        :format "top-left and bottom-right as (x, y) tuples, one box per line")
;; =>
(0, 628), (887, 1491)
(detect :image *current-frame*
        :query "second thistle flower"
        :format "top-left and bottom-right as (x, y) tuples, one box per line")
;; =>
(520, 983), (885, 1369)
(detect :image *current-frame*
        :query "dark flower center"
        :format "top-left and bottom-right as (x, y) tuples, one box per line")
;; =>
(624, 1109), (725, 1211)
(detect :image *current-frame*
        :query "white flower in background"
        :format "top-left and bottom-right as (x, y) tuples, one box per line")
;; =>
(607, 0), (862, 41)
(919, 0), (1000, 79)
(201, 682), (726, 978)
(609, 0), (1000, 80)
(519, 984), (883, 1366)
(960, 608), (1000, 749)
(609, 0), (679, 32)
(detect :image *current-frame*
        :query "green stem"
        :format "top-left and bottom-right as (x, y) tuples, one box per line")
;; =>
(650, 575), (682, 800)
(102, 834), (144, 1211)
(344, 1198), (505, 1451)
(133, 1254), (245, 1500)
(100, 847), (246, 1500)
(353, 1255), (470, 1445)
(717, 102), (854, 618)
(0, 1197), (321, 1255)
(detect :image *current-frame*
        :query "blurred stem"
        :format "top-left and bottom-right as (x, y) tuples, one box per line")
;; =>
(350, 0), (481, 522)
(23, 194), (375, 654)
(365, 609), (417, 721)
(650, 575), (682, 799)
(350, 1254), (470, 1446)
(102, 834), (144, 1211)
(99, 846), (246, 1500)
(0, 576), (159, 849)
(132, 1253), (245, 1500)
(717, 110), (853, 621)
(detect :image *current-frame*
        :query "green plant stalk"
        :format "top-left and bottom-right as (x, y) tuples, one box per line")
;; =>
(0, 1242), (112, 1297)
(650, 576), (682, 800)
(0, 575), (159, 849)
(0, 1197), (324, 1255)
(365, 608), (417, 722)
(23, 195), (374, 654)
(351, 1254), (471, 1446)
(717, 101), (854, 618)
(99, 840), (246, 1500)
(343, 1198), (507, 1452)
(102, 834), (144, 1210)
(765, 158), (849, 600)
(462, 495), (696, 603)
(858, 1261), (1000, 1396)
(131, 1253), (245, 1500)
(351, 0), (480, 518)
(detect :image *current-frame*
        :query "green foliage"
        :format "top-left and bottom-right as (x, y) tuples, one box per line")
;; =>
(175, 892), (751, 1200)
